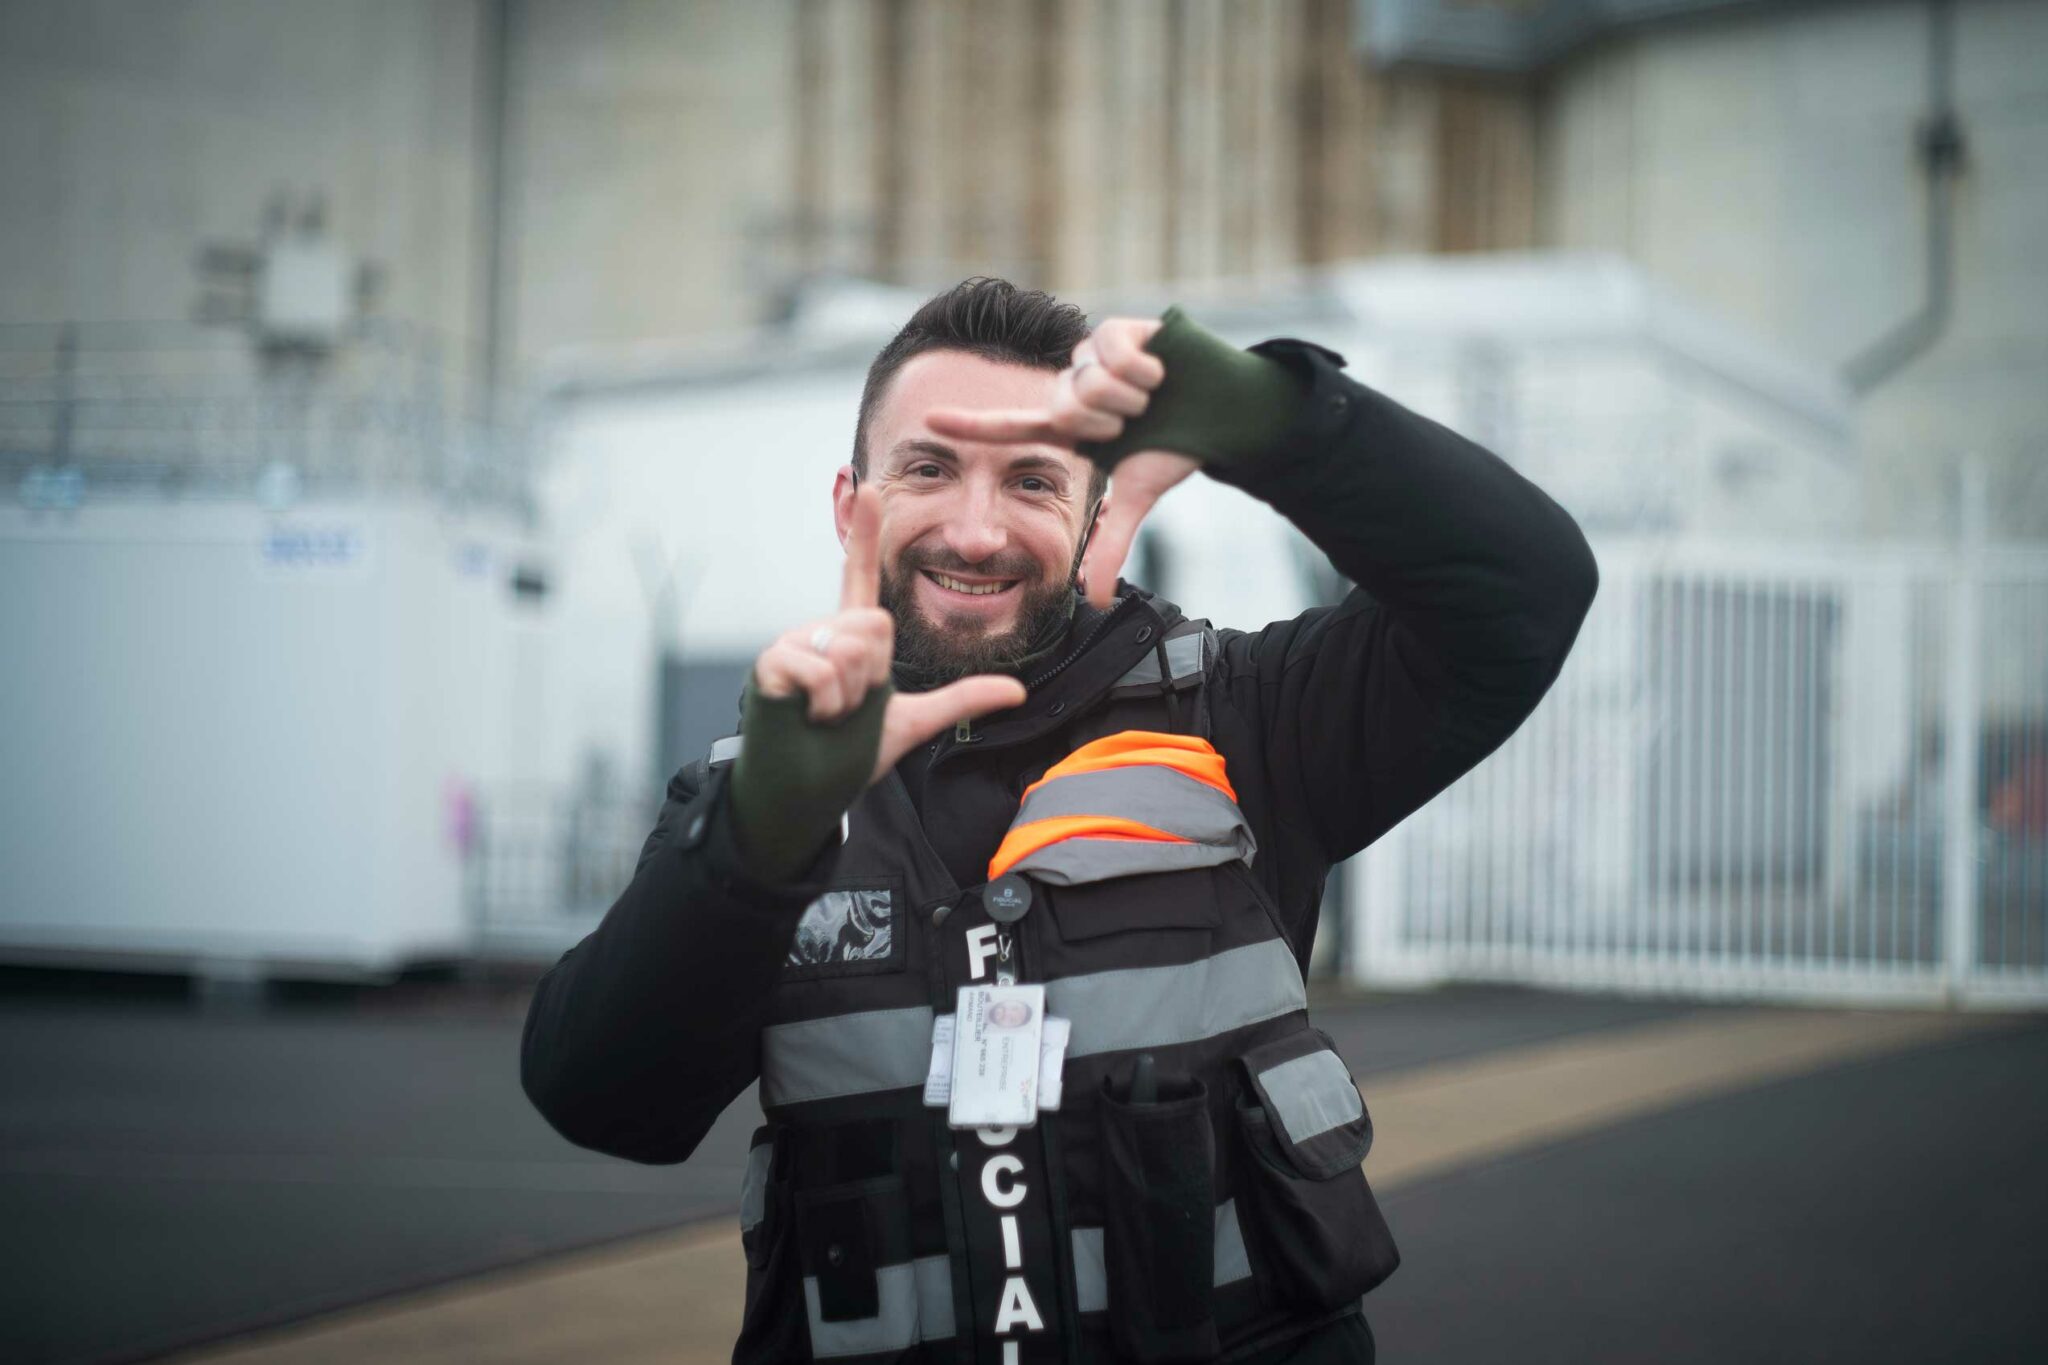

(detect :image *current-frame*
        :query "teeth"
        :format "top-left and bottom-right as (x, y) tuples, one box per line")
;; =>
(930, 572), (1012, 596)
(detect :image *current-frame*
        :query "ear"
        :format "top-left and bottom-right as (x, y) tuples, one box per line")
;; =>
(833, 465), (858, 548)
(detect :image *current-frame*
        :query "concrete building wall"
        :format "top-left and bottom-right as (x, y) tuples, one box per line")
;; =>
(1534, 0), (2048, 537)
(504, 0), (799, 379)
(0, 0), (1545, 384)
(0, 0), (486, 350)
(788, 0), (1541, 300)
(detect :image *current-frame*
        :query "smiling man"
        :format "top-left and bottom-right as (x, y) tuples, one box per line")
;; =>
(522, 278), (1600, 1365)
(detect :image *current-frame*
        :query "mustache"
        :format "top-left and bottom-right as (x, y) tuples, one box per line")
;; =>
(895, 547), (1046, 579)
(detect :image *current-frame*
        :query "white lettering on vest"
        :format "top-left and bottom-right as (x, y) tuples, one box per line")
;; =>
(981, 1153), (1025, 1209)
(966, 903), (1034, 1349)
(994, 1276), (1045, 1333)
(966, 923), (1001, 980)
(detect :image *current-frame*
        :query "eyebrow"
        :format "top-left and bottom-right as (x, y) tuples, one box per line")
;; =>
(885, 439), (1073, 481)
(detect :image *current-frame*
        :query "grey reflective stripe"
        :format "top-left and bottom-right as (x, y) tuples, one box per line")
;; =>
(1111, 631), (1205, 689)
(1070, 1200), (1251, 1314)
(803, 1255), (955, 1358)
(1213, 1194), (1251, 1285)
(1259, 1049), (1364, 1146)
(1072, 1225), (1108, 1315)
(1012, 768), (1255, 850)
(760, 1006), (935, 1107)
(1012, 835), (1249, 886)
(761, 943), (1302, 1107)
(1049, 939), (1306, 1060)
(739, 1140), (773, 1233)
(709, 734), (743, 766)
(912, 1255), (956, 1340)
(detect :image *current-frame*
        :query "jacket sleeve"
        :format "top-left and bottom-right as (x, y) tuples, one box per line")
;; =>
(1209, 339), (1599, 938)
(519, 760), (837, 1164)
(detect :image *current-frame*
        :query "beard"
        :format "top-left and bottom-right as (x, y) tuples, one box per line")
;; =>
(879, 541), (1083, 688)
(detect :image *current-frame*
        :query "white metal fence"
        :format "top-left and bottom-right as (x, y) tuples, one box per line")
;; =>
(1348, 536), (2048, 1009)
(468, 784), (660, 964)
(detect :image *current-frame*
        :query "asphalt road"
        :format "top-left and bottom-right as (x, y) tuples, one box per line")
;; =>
(1364, 1016), (2048, 1363)
(1, 975), (2039, 1365)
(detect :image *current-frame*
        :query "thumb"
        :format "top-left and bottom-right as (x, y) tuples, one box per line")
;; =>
(875, 675), (1029, 778)
(1080, 494), (1145, 610)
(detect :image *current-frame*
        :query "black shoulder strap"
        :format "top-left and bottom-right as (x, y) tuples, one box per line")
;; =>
(1104, 618), (1216, 740)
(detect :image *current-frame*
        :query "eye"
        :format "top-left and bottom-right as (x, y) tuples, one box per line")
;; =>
(912, 463), (945, 479)
(1019, 476), (1054, 493)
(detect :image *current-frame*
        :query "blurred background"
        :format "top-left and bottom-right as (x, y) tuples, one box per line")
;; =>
(1, 1), (2044, 1363)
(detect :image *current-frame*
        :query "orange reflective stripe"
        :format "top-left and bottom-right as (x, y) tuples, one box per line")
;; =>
(1019, 730), (1236, 803)
(987, 815), (1192, 882)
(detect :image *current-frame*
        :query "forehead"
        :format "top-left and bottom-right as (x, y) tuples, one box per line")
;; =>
(869, 349), (1081, 474)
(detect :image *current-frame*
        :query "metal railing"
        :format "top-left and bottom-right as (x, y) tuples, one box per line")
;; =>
(467, 784), (662, 964)
(0, 320), (533, 512)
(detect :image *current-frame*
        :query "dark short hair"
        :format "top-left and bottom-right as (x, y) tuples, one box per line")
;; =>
(853, 277), (1108, 514)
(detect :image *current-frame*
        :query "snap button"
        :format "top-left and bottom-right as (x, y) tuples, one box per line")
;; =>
(1327, 394), (1351, 417)
(826, 1243), (845, 1268)
(685, 814), (706, 843)
(1048, 701), (1066, 716)
(949, 1151), (960, 1171)
(932, 904), (952, 926)
(1135, 625), (1154, 644)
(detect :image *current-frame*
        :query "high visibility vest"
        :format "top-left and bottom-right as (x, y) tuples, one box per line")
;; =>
(719, 615), (1398, 1365)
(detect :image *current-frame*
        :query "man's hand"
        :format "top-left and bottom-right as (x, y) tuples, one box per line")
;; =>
(925, 318), (1200, 610)
(751, 485), (1026, 785)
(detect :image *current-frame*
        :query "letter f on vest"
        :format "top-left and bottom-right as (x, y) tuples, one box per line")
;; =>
(966, 923), (1001, 980)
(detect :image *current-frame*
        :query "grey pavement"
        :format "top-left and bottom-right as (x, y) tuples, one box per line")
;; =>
(1, 973), (2036, 1364)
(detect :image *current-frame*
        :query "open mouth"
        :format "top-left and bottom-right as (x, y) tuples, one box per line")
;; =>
(921, 570), (1020, 599)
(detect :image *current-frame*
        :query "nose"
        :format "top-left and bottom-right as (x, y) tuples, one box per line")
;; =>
(941, 483), (1009, 566)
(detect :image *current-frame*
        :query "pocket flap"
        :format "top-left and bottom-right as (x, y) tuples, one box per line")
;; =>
(1043, 868), (1221, 943)
(1237, 1029), (1371, 1181)
(794, 1175), (911, 1322)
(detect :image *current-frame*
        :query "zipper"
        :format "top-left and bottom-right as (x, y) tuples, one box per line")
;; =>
(932, 593), (1146, 768)
(1022, 593), (1142, 692)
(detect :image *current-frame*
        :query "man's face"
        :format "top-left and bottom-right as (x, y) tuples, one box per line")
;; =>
(835, 349), (1100, 683)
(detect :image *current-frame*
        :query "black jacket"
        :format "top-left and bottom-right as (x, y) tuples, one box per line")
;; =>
(520, 337), (1599, 1166)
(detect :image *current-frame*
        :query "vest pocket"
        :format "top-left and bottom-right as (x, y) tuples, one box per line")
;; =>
(791, 1173), (951, 1360)
(1098, 1070), (1221, 1364)
(1045, 868), (1220, 942)
(1231, 1031), (1400, 1310)
(794, 1174), (906, 1322)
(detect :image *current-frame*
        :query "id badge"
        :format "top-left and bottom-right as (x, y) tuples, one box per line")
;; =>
(925, 1012), (1071, 1114)
(946, 983), (1044, 1129)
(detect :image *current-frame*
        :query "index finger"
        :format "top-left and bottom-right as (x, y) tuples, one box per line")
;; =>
(841, 483), (882, 610)
(925, 408), (1060, 446)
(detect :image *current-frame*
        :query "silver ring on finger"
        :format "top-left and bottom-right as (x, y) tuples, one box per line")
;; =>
(809, 625), (835, 656)
(1072, 358), (1097, 386)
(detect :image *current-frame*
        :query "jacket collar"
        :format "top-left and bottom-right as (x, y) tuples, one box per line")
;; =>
(969, 581), (1187, 749)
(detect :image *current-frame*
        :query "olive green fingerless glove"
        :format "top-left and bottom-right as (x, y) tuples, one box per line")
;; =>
(727, 676), (890, 883)
(1076, 306), (1309, 472)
